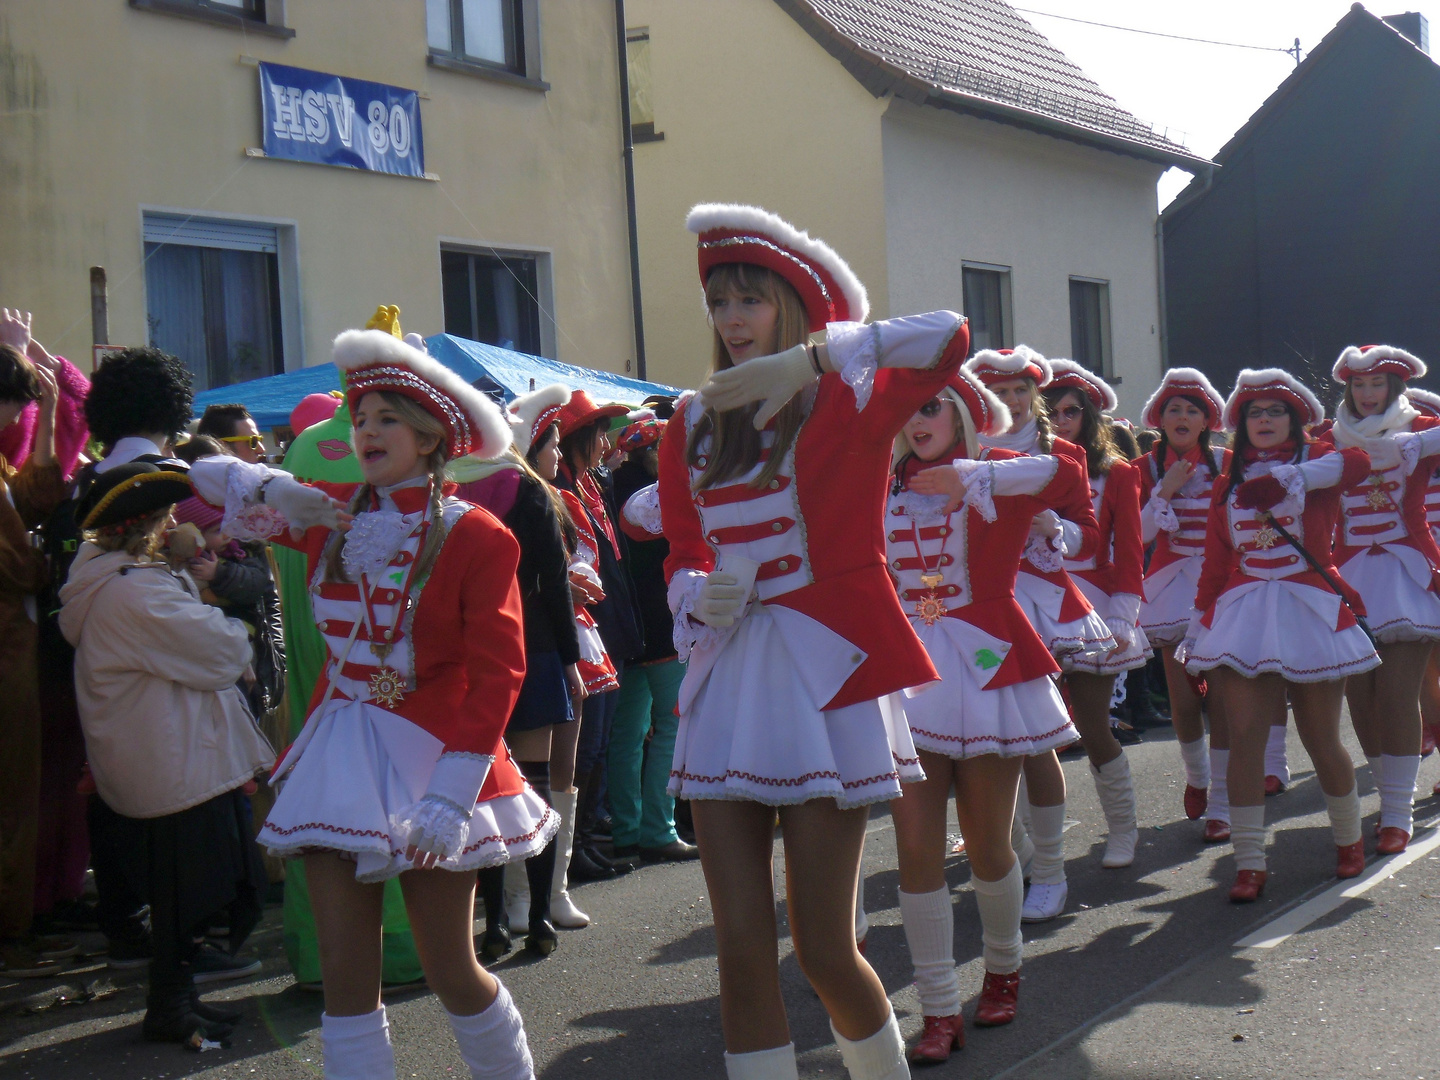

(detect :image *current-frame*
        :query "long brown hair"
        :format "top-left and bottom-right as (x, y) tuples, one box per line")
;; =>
(1342, 372), (1406, 417)
(322, 392), (450, 584)
(687, 263), (809, 490)
(524, 424), (579, 552)
(1043, 386), (1120, 478)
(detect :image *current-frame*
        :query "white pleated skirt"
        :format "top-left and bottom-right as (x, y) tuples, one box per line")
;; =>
(1138, 556), (1201, 647)
(260, 701), (557, 883)
(1014, 570), (1115, 657)
(1061, 578), (1152, 675)
(1339, 545), (1440, 644)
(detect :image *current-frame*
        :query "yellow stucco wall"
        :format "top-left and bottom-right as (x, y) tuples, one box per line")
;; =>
(625, 0), (891, 391)
(0, 0), (635, 377)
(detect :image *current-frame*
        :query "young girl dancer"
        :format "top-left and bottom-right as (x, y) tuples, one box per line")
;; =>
(1182, 369), (1376, 902)
(193, 330), (555, 1079)
(1403, 386), (1440, 771)
(659, 203), (968, 1080)
(885, 370), (1081, 1063)
(964, 348), (1106, 922)
(1135, 370), (1233, 840)
(1044, 361), (1148, 869)
(1326, 346), (1440, 854)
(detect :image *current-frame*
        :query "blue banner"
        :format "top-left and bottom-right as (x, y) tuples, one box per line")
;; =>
(259, 62), (424, 178)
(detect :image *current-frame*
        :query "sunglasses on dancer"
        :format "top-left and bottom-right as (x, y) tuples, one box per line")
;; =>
(918, 398), (952, 418)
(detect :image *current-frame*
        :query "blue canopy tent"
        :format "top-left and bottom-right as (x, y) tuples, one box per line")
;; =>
(191, 334), (682, 429)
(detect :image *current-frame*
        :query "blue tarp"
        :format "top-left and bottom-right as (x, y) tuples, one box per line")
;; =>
(191, 334), (682, 429)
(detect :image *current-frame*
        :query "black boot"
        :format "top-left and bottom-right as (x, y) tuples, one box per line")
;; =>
(189, 989), (242, 1025)
(476, 866), (511, 962)
(1124, 666), (1163, 730)
(143, 981), (234, 1045)
(518, 761), (558, 956)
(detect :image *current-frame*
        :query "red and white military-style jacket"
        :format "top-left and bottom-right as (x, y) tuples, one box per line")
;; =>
(659, 311), (968, 712)
(1063, 457), (1146, 612)
(1138, 444), (1233, 577)
(559, 487), (620, 695)
(886, 447), (1089, 688)
(1193, 442), (1371, 629)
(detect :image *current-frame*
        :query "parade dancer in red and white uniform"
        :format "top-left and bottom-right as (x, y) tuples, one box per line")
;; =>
(964, 348), (1105, 922)
(191, 330), (554, 1080)
(1044, 361), (1147, 869)
(659, 203), (968, 1080)
(1325, 346), (1440, 854)
(1182, 369), (1376, 902)
(884, 370), (1080, 1063)
(1402, 387), (1440, 769)
(1135, 370), (1234, 840)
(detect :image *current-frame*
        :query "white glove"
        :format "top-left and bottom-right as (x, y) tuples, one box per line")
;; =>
(1174, 614), (1204, 667)
(1030, 509), (1064, 542)
(700, 343), (818, 429)
(1362, 434), (1403, 472)
(1106, 616), (1136, 652)
(693, 570), (748, 628)
(394, 794), (471, 869)
(264, 473), (347, 532)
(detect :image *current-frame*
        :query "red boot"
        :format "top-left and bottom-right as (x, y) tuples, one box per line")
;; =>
(1376, 827), (1410, 855)
(1229, 869), (1267, 903)
(908, 1014), (964, 1064)
(1264, 775), (1286, 796)
(974, 970), (1020, 1027)
(1203, 819), (1231, 843)
(1336, 840), (1365, 879)
(1184, 784), (1208, 820)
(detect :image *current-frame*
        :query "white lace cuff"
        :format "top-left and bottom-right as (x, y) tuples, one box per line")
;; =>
(668, 569), (738, 663)
(1147, 493), (1180, 534)
(953, 459), (996, 522)
(1110, 592), (1142, 627)
(1024, 532), (1064, 573)
(1269, 463), (1308, 512)
(623, 484), (664, 537)
(426, 751), (493, 810)
(825, 321), (878, 410)
(391, 795), (472, 861)
(1398, 431), (1423, 477)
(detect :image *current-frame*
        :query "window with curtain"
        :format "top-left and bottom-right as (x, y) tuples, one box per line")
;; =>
(440, 248), (543, 356)
(1069, 278), (1112, 376)
(962, 264), (1012, 356)
(427, 0), (523, 72)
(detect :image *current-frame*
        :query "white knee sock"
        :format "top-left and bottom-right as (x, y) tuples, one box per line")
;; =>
(447, 980), (535, 1080)
(1207, 749), (1230, 824)
(1325, 785), (1362, 847)
(855, 872), (869, 945)
(1178, 736), (1210, 789)
(1366, 755), (1383, 793)
(830, 1010), (908, 1080)
(724, 1044), (799, 1080)
(972, 862), (1023, 975)
(897, 886), (959, 1016)
(1378, 754), (1420, 832)
(1229, 805), (1267, 872)
(1026, 802), (1067, 886)
(1264, 725), (1290, 785)
(322, 1008), (396, 1080)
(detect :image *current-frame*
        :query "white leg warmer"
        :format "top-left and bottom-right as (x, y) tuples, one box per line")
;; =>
(1378, 754), (1419, 833)
(1229, 805), (1267, 872)
(830, 1010), (909, 1080)
(1178, 736), (1210, 789)
(321, 1008), (396, 1080)
(1025, 802), (1067, 886)
(971, 862), (1023, 975)
(1264, 725), (1290, 786)
(1325, 785), (1362, 847)
(724, 1044), (800, 1080)
(447, 980), (535, 1080)
(1207, 749), (1231, 825)
(1090, 754), (1138, 868)
(897, 886), (960, 1016)
(504, 860), (529, 931)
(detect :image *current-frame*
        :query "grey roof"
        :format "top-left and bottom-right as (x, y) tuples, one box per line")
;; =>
(777, 0), (1209, 170)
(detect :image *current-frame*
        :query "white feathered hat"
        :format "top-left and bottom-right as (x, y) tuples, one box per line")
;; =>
(1223, 368), (1324, 431)
(687, 203), (868, 331)
(334, 329), (511, 460)
(1332, 344), (1427, 383)
(1141, 367), (1226, 431)
(964, 345), (1052, 388)
(1405, 386), (1440, 418)
(506, 383), (572, 456)
(1046, 359), (1118, 413)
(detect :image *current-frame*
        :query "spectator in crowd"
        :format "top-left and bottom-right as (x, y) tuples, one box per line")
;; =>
(197, 403), (267, 464)
(0, 308), (90, 476)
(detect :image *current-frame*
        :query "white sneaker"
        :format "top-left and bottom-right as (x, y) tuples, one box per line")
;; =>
(1102, 828), (1138, 869)
(1021, 881), (1067, 923)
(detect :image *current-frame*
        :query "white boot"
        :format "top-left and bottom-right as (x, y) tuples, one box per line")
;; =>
(322, 1008), (396, 1080)
(831, 1010), (909, 1080)
(1091, 754), (1138, 868)
(447, 979), (535, 1080)
(1020, 802), (1067, 922)
(548, 787), (590, 929)
(503, 861), (529, 932)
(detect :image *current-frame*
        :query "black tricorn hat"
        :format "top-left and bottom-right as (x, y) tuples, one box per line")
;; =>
(78, 461), (193, 532)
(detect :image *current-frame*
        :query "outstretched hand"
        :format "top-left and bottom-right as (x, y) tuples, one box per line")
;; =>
(0, 308), (32, 354)
(700, 344), (817, 430)
(1234, 474), (1286, 512)
(909, 464), (965, 513)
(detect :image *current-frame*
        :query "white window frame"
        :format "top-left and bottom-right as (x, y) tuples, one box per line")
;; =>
(961, 261), (1014, 355)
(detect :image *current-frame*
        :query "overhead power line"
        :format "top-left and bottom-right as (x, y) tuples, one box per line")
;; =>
(1014, 7), (1302, 61)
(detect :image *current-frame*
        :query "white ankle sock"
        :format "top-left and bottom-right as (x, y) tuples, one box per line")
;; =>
(724, 1043), (799, 1080)
(1378, 754), (1420, 832)
(1178, 737), (1210, 789)
(1264, 726), (1290, 785)
(830, 1010), (908, 1080)
(1207, 749), (1231, 824)
(322, 1008), (396, 1080)
(1325, 785), (1362, 847)
(1026, 802), (1067, 885)
(1230, 805), (1267, 871)
(897, 886), (959, 1015)
(447, 980), (535, 1080)
(972, 861), (1023, 975)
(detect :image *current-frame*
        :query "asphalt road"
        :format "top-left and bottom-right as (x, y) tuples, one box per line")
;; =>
(2, 719), (1437, 1080)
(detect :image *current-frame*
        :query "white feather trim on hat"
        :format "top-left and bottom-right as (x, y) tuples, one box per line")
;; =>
(1141, 367), (1226, 431)
(333, 328), (512, 460)
(506, 383), (572, 456)
(964, 344), (1053, 387)
(950, 368), (1013, 437)
(1332, 344), (1427, 382)
(1046, 358), (1119, 413)
(1223, 367), (1324, 430)
(686, 203), (869, 324)
(1405, 386), (1440, 418)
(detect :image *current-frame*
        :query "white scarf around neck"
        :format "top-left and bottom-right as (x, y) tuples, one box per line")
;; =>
(982, 415), (1040, 454)
(1333, 394), (1418, 449)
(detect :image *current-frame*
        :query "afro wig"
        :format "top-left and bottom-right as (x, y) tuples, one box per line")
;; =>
(84, 347), (194, 448)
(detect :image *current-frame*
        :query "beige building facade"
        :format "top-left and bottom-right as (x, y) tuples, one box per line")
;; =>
(0, 0), (637, 389)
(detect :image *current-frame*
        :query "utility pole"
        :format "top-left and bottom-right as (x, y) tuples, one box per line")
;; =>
(1287, 37), (1303, 66)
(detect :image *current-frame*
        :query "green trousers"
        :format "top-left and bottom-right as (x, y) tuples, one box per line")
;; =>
(607, 658), (686, 849)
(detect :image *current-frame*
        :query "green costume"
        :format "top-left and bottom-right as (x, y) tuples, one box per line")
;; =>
(276, 402), (423, 985)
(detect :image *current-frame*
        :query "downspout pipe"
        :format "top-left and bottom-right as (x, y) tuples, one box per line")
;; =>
(615, 0), (647, 380)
